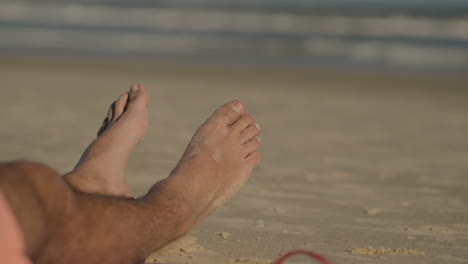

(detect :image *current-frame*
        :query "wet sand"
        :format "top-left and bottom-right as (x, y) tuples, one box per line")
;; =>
(1, 55), (468, 263)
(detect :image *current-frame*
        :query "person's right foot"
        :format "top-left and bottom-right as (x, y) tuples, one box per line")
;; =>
(161, 101), (261, 225)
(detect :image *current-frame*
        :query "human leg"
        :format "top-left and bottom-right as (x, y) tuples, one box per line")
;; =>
(0, 87), (261, 264)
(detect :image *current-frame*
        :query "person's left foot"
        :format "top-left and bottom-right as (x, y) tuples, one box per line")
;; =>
(64, 84), (149, 197)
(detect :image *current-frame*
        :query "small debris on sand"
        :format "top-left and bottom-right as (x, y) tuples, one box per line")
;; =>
(255, 220), (265, 228)
(406, 236), (417, 240)
(364, 208), (383, 216)
(225, 257), (272, 264)
(144, 255), (162, 263)
(349, 247), (424, 256)
(423, 225), (456, 235)
(159, 235), (204, 254)
(220, 232), (231, 239)
(144, 235), (204, 263)
(273, 208), (286, 214)
(400, 201), (410, 207)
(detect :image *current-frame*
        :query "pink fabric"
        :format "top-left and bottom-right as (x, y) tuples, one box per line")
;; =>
(0, 191), (31, 264)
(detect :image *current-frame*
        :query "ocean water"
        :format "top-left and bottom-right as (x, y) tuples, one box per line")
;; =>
(0, 1), (467, 72)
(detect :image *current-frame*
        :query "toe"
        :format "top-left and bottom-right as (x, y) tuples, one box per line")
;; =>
(107, 102), (114, 122)
(129, 83), (139, 94)
(240, 123), (261, 143)
(212, 100), (245, 126)
(114, 92), (129, 119)
(97, 117), (108, 136)
(243, 137), (261, 157)
(245, 151), (260, 165)
(231, 113), (255, 133)
(127, 83), (149, 111)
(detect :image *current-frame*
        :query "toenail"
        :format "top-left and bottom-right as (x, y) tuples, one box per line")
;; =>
(255, 124), (261, 130)
(257, 137), (261, 142)
(232, 101), (244, 113)
(130, 84), (139, 94)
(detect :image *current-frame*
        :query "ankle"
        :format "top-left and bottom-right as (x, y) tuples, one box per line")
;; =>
(143, 178), (197, 237)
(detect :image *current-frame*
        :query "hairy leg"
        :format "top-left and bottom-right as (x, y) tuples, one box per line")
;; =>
(0, 161), (194, 264)
(0, 97), (261, 264)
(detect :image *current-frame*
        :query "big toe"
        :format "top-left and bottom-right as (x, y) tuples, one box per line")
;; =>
(211, 100), (245, 126)
(127, 83), (149, 111)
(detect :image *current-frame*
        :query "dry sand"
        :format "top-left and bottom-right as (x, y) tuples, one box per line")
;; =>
(1, 55), (468, 264)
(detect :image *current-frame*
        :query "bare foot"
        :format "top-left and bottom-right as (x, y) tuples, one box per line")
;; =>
(64, 84), (149, 197)
(158, 101), (261, 226)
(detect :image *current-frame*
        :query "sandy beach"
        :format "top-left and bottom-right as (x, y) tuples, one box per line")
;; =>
(1, 55), (468, 264)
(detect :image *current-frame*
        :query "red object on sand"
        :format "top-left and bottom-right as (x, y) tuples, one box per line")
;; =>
(271, 250), (333, 264)
(144, 249), (332, 264)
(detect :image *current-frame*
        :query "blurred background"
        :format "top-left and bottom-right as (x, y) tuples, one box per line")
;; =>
(1, 0), (468, 72)
(1, 2), (468, 263)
